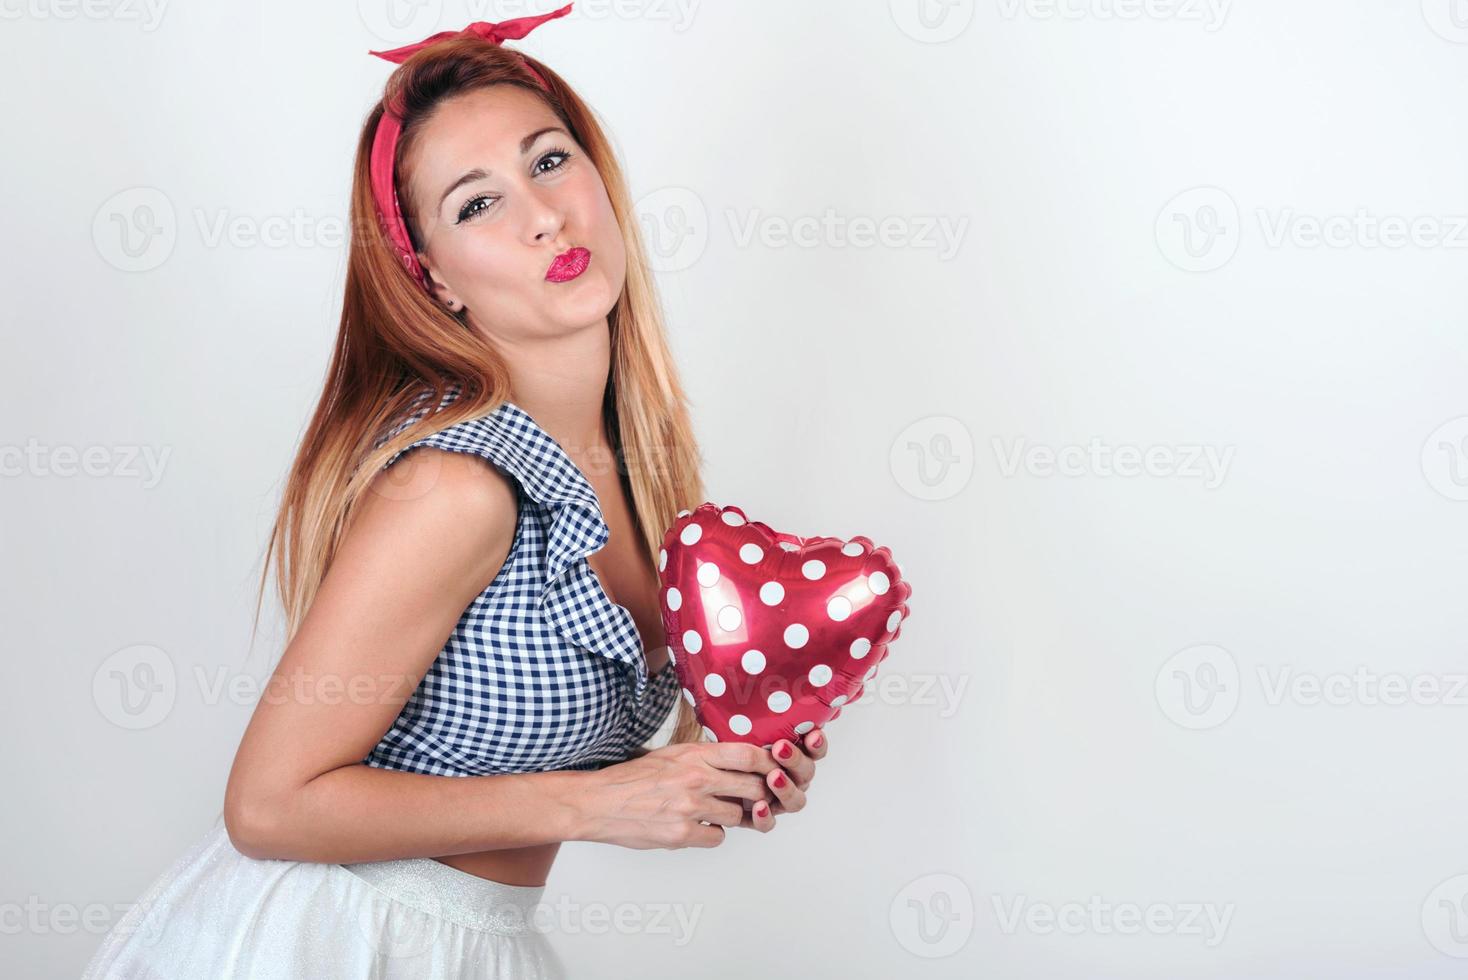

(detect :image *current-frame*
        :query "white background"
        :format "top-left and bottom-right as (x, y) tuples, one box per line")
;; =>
(4, 0), (1468, 976)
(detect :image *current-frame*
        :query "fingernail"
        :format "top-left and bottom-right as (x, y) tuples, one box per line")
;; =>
(772, 770), (787, 788)
(755, 802), (769, 817)
(776, 742), (793, 760)
(808, 731), (824, 749)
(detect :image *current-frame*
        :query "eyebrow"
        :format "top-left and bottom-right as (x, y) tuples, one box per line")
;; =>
(436, 127), (569, 212)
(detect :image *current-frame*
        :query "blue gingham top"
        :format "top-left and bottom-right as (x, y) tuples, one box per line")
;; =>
(359, 384), (682, 776)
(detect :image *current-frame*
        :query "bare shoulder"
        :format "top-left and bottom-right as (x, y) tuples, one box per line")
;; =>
(348, 446), (519, 583)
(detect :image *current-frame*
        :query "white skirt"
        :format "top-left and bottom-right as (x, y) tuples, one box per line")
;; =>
(81, 814), (568, 979)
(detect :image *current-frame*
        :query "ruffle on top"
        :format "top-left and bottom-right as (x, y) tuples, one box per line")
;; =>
(379, 383), (660, 705)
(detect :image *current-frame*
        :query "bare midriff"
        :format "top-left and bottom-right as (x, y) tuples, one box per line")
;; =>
(433, 843), (563, 887)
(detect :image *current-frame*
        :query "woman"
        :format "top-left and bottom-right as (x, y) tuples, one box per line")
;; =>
(81, 6), (827, 977)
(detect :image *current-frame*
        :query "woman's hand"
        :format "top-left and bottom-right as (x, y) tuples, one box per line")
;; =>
(736, 728), (828, 831)
(573, 741), (783, 850)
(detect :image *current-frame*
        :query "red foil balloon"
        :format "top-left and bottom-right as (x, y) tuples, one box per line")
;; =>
(658, 502), (912, 747)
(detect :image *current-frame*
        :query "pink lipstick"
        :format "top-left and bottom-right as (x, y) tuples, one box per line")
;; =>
(545, 246), (591, 283)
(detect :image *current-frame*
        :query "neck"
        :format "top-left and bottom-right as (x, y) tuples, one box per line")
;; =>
(490, 317), (615, 476)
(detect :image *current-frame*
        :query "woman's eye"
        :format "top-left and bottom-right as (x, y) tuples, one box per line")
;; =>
(456, 195), (495, 223)
(455, 149), (573, 223)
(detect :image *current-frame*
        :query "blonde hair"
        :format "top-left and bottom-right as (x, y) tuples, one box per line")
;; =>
(251, 37), (706, 746)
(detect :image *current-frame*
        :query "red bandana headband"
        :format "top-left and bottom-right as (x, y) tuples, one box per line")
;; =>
(367, 3), (574, 289)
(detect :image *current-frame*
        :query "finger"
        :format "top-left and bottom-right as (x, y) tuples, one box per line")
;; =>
(701, 742), (781, 777)
(801, 727), (828, 761)
(772, 738), (815, 788)
(766, 765), (807, 814)
(700, 797), (747, 828)
(742, 798), (776, 832)
(709, 773), (775, 805)
(687, 822), (727, 848)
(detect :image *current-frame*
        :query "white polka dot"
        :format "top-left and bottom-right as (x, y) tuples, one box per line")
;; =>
(658, 548), (667, 572)
(704, 674), (726, 696)
(716, 605), (742, 632)
(729, 714), (752, 736)
(851, 637), (872, 659)
(784, 623), (809, 648)
(665, 587), (682, 611)
(868, 571), (890, 596)
(886, 610), (902, 632)
(809, 664), (832, 686)
(682, 687), (695, 706)
(677, 509), (692, 518)
(779, 541), (799, 552)
(742, 649), (766, 674)
(759, 582), (785, 605)
(827, 596), (852, 621)
(696, 562), (720, 587)
(830, 694), (848, 708)
(721, 511), (746, 526)
(683, 630), (703, 654)
(701, 725), (718, 742)
(841, 541), (864, 557)
(680, 523), (702, 545)
(739, 543), (764, 564)
(793, 720), (815, 735)
(767, 691), (792, 713)
(668, 647), (677, 665)
(801, 559), (826, 580)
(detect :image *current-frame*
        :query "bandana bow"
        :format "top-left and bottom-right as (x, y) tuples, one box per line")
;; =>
(367, 3), (574, 289)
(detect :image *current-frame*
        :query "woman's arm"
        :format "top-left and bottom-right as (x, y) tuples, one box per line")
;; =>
(223, 447), (590, 864)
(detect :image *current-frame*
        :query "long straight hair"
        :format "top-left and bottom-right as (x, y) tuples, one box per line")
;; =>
(252, 38), (706, 746)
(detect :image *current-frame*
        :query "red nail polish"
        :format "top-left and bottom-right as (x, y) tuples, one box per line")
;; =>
(809, 732), (823, 749)
(756, 802), (768, 817)
(772, 771), (786, 788)
(776, 742), (793, 760)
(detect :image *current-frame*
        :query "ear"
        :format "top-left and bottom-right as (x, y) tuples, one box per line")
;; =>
(417, 252), (464, 312)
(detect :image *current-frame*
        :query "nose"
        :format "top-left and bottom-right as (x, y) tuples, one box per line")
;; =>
(524, 185), (567, 246)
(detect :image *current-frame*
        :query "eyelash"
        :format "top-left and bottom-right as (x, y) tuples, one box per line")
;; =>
(455, 146), (574, 224)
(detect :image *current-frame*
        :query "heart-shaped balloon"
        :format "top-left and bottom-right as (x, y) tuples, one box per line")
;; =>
(657, 502), (912, 747)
